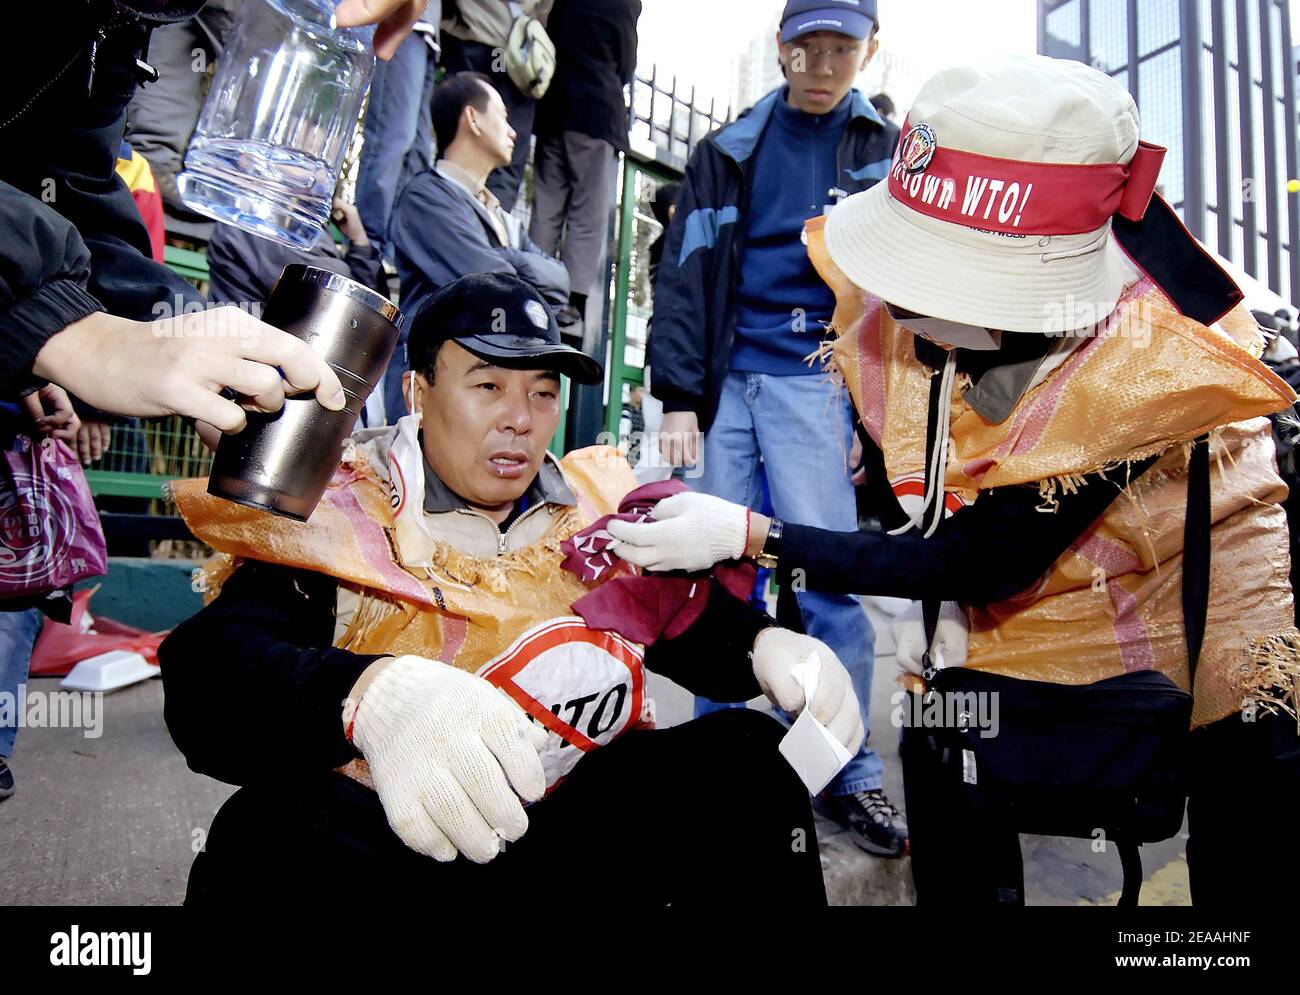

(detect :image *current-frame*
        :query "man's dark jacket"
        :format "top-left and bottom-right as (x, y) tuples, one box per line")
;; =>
(207, 224), (387, 308)
(0, 1), (208, 397)
(391, 167), (570, 320)
(648, 87), (898, 432)
(535, 0), (641, 152)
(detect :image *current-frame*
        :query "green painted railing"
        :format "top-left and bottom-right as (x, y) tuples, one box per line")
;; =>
(605, 152), (681, 442)
(163, 244), (209, 283)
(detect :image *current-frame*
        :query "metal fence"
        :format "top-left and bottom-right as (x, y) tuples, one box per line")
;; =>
(602, 67), (733, 444)
(604, 153), (681, 442)
(628, 65), (733, 170)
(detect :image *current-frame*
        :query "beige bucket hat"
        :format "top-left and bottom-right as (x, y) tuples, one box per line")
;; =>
(824, 54), (1167, 334)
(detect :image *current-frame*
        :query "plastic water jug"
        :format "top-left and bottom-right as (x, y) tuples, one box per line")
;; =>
(178, 0), (375, 249)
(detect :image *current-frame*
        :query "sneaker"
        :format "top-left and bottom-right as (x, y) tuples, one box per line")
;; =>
(0, 758), (13, 802)
(827, 788), (909, 858)
(554, 303), (584, 330)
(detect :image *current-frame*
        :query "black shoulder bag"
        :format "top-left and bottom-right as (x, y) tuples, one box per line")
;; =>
(918, 436), (1210, 908)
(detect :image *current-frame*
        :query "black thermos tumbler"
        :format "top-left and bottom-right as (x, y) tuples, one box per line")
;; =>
(207, 264), (405, 521)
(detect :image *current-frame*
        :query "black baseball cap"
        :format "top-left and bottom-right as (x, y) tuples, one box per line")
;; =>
(409, 273), (603, 384)
(780, 0), (877, 43)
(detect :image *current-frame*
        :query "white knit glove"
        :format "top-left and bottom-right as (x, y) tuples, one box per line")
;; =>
(605, 491), (749, 572)
(349, 655), (548, 863)
(894, 601), (969, 677)
(752, 628), (865, 756)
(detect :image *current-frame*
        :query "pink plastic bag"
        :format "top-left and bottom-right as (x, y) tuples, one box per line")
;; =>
(0, 436), (108, 600)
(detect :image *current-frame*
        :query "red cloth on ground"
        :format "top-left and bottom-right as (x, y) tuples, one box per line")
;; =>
(29, 587), (167, 676)
(560, 480), (756, 645)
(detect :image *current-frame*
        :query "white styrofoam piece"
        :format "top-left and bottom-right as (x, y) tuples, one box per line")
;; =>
(60, 650), (158, 693)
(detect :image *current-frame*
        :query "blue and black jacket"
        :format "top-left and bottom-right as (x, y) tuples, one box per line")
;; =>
(648, 86), (899, 432)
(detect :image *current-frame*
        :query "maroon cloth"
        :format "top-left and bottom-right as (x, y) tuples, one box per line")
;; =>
(560, 481), (756, 644)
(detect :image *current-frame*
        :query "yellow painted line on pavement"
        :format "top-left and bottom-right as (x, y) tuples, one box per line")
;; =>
(1079, 853), (1191, 906)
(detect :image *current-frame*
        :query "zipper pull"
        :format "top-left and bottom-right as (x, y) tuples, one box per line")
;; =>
(498, 530), (508, 556)
(86, 28), (105, 98)
(135, 58), (159, 86)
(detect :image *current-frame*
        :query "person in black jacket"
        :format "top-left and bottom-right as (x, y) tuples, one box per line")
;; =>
(528, 0), (642, 329)
(0, 0), (419, 427)
(646, 180), (680, 289)
(159, 274), (859, 905)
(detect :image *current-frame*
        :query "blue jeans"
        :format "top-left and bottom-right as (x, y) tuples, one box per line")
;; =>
(692, 371), (882, 796)
(0, 608), (43, 757)
(355, 30), (437, 255)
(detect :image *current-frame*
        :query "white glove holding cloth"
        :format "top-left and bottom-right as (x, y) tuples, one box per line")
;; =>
(605, 491), (749, 572)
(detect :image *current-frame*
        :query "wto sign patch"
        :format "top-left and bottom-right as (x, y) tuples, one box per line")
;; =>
(478, 617), (650, 788)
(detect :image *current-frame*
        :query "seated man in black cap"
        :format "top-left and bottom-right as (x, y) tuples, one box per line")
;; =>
(159, 273), (864, 906)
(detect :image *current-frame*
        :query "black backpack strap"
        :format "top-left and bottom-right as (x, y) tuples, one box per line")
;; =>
(920, 597), (941, 679)
(1117, 838), (1144, 909)
(1183, 435), (1212, 680)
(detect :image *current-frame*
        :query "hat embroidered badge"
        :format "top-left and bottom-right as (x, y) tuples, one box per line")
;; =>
(900, 123), (937, 175)
(525, 299), (550, 331)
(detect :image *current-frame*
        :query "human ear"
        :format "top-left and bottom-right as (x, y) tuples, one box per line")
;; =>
(862, 36), (879, 70)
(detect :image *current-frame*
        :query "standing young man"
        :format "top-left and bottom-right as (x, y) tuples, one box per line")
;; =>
(648, 0), (906, 855)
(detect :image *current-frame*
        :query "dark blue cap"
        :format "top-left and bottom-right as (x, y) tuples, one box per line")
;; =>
(780, 0), (877, 42)
(411, 273), (603, 384)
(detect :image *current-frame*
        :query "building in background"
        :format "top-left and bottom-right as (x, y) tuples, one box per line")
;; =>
(857, 37), (928, 117)
(1040, 0), (1300, 304)
(732, 12), (783, 113)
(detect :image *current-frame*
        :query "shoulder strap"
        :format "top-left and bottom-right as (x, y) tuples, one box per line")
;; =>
(1182, 435), (1211, 681)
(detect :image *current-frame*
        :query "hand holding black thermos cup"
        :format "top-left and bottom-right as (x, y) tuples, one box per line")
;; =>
(207, 265), (405, 521)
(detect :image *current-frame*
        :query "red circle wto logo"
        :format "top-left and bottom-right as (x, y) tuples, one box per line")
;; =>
(0, 465), (78, 587)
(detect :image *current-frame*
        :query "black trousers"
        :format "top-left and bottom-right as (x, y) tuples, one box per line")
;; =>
(900, 707), (1300, 907)
(186, 709), (826, 906)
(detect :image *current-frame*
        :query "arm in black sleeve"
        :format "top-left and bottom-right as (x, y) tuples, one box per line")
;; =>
(617, 1), (640, 87)
(646, 144), (717, 416)
(779, 456), (1158, 605)
(0, 182), (103, 398)
(641, 579), (770, 702)
(343, 241), (389, 300)
(158, 561), (386, 786)
(0, 16), (205, 324)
